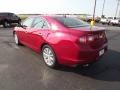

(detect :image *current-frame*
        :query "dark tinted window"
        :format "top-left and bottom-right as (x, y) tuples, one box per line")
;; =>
(8, 13), (13, 16)
(0, 13), (17, 17)
(108, 17), (113, 19)
(0, 13), (8, 16)
(12, 14), (17, 17)
(53, 17), (89, 28)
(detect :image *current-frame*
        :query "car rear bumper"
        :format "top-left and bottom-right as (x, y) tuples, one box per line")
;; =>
(58, 43), (108, 66)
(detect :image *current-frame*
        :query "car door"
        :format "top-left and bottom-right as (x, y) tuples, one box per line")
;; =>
(26, 17), (51, 52)
(17, 17), (35, 46)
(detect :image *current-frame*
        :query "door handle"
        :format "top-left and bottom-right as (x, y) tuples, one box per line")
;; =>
(25, 31), (28, 33)
(38, 33), (42, 36)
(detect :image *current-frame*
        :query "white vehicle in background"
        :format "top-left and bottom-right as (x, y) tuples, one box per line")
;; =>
(84, 15), (93, 22)
(110, 17), (120, 26)
(100, 17), (113, 25)
(82, 15), (100, 23)
(107, 17), (114, 25)
(100, 18), (109, 24)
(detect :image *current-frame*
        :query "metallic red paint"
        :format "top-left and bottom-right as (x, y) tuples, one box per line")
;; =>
(14, 16), (108, 66)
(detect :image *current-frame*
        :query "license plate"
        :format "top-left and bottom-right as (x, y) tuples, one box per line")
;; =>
(99, 49), (104, 56)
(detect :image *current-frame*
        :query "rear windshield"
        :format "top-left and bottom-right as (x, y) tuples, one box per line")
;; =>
(53, 17), (89, 28)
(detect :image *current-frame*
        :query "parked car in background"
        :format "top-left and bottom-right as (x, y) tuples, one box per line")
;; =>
(107, 17), (114, 25)
(100, 18), (108, 24)
(110, 17), (120, 26)
(100, 17), (112, 25)
(82, 15), (100, 23)
(84, 15), (93, 22)
(95, 17), (101, 23)
(0, 12), (21, 28)
(13, 15), (108, 68)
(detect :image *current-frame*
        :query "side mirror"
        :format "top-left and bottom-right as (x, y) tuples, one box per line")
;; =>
(18, 23), (27, 29)
(17, 23), (22, 27)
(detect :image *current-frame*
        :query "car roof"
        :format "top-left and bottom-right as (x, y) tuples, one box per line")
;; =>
(0, 12), (13, 14)
(28, 15), (75, 19)
(27, 15), (69, 22)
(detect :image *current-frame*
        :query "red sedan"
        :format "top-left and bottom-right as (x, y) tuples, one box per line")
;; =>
(13, 16), (108, 68)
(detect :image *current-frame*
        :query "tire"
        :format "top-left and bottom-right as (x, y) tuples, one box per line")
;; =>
(3, 21), (10, 28)
(14, 33), (21, 45)
(107, 22), (110, 25)
(102, 23), (104, 25)
(112, 23), (115, 26)
(42, 45), (58, 68)
(119, 24), (120, 27)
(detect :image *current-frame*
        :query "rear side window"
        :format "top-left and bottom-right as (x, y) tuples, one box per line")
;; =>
(0, 13), (7, 16)
(53, 17), (89, 28)
(8, 13), (12, 16)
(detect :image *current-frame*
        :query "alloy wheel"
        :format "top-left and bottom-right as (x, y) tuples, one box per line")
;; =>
(42, 47), (55, 67)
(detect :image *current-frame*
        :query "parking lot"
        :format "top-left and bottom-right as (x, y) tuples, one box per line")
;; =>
(0, 24), (120, 90)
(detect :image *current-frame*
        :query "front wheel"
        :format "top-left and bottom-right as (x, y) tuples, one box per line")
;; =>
(14, 33), (21, 45)
(42, 45), (58, 68)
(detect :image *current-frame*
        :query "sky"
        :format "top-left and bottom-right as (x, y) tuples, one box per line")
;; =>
(0, 0), (119, 17)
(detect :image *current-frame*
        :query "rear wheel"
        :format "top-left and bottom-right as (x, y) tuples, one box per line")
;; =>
(3, 21), (10, 28)
(119, 24), (120, 27)
(102, 23), (105, 25)
(42, 45), (58, 68)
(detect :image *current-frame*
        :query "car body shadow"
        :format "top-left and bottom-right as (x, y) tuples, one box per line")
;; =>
(55, 49), (120, 81)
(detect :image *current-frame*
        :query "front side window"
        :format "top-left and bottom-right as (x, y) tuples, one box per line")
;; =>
(22, 17), (35, 27)
(8, 13), (14, 16)
(42, 21), (49, 29)
(53, 17), (89, 28)
(33, 18), (44, 28)
(33, 17), (49, 29)
(12, 14), (17, 17)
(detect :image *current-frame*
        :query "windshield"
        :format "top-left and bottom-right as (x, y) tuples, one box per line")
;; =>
(108, 17), (113, 19)
(53, 16), (89, 28)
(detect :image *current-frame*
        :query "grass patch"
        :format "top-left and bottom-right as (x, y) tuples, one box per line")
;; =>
(18, 15), (29, 21)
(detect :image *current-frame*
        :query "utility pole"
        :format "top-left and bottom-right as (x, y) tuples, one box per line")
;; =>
(102, 0), (106, 17)
(93, 0), (97, 21)
(119, 9), (120, 17)
(115, 0), (120, 17)
(91, 0), (97, 26)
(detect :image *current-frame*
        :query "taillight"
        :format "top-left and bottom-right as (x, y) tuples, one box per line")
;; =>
(79, 32), (105, 43)
(79, 36), (94, 43)
(88, 36), (94, 41)
(99, 32), (105, 39)
(99, 34), (103, 38)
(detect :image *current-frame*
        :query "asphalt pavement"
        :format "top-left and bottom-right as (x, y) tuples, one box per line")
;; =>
(0, 24), (120, 90)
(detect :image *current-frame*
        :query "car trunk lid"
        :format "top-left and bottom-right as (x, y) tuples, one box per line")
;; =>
(69, 26), (107, 49)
